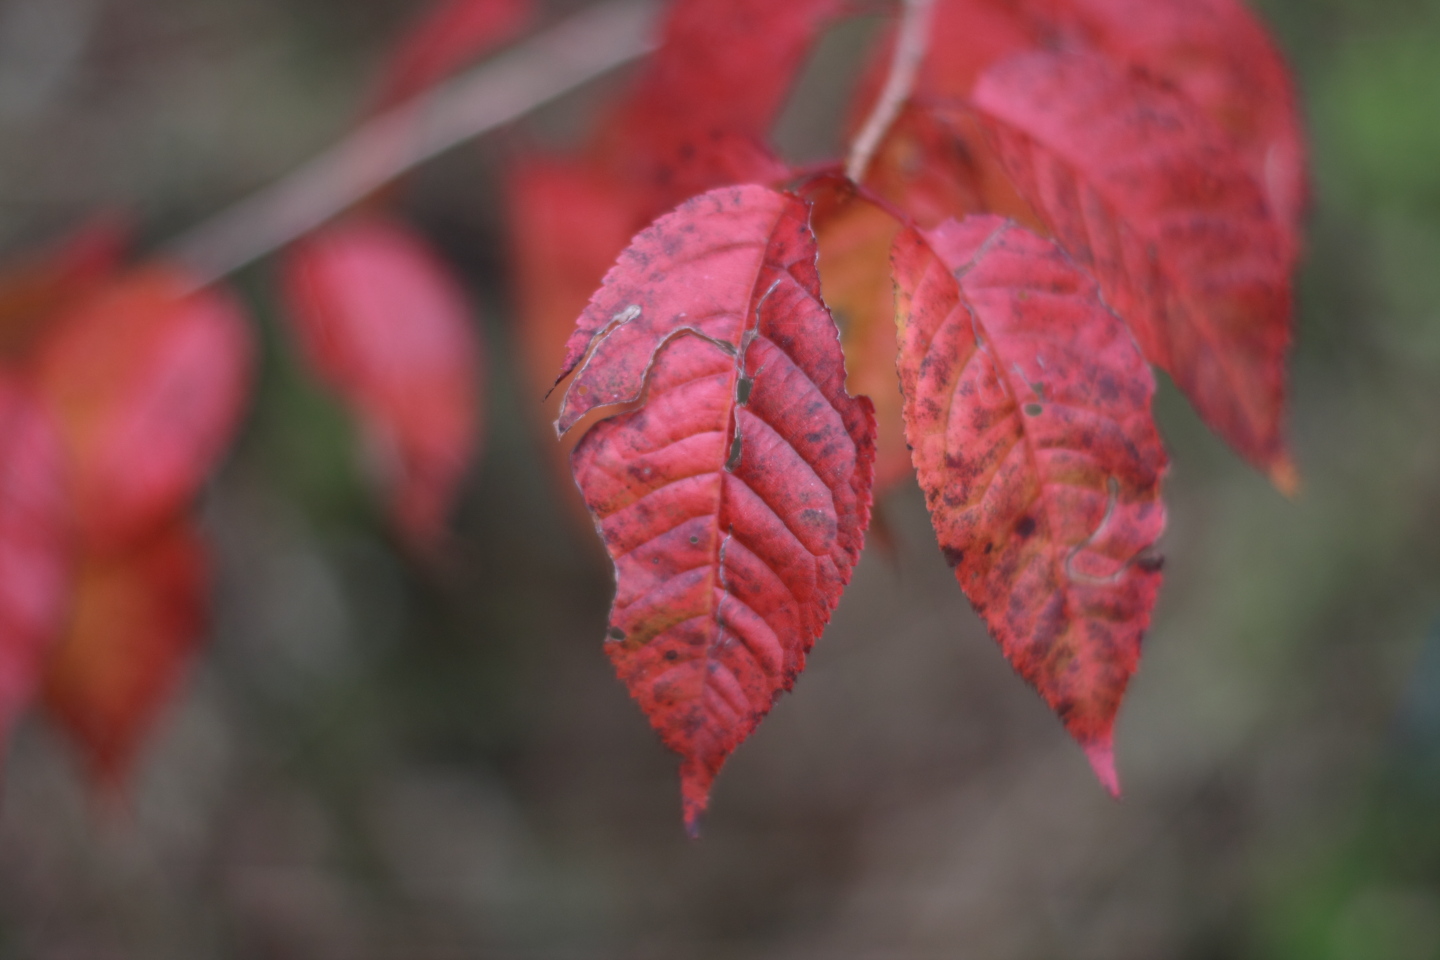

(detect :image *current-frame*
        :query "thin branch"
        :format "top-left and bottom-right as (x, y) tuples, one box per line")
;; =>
(164, 0), (660, 287)
(844, 0), (934, 185)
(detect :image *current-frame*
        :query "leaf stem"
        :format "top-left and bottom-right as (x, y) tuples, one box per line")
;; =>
(843, 0), (934, 185)
(164, 0), (659, 287)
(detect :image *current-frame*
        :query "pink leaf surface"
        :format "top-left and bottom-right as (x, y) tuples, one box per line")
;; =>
(969, 51), (1295, 487)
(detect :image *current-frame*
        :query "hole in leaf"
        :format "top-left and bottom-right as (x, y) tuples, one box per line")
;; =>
(737, 377), (753, 405)
(726, 435), (742, 470)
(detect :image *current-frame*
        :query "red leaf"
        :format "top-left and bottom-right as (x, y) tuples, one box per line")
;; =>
(609, 0), (843, 145)
(914, 0), (1037, 100)
(0, 377), (71, 751)
(893, 216), (1167, 792)
(1026, 0), (1308, 245)
(968, 51), (1296, 488)
(283, 218), (482, 551)
(43, 521), (207, 790)
(369, 0), (535, 114)
(590, 0), (832, 206)
(556, 186), (876, 833)
(30, 268), (254, 556)
(850, 0), (1034, 118)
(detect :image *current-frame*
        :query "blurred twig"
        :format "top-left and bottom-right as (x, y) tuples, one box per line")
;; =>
(845, 0), (932, 183)
(165, 0), (659, 287)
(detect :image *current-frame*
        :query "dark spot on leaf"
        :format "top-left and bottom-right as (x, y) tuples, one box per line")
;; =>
(942, 546), (965, 567)
(1015, 516), (1037, 538)
(608, 627), (626, 641)
(1135, 550), (1165, 573)
(664, 650), (679, 661)
(689, 535), (700, 545)
(1024, 403), (1043, 416)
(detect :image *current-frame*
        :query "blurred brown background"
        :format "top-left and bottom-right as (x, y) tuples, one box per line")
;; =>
(2, 0), (1439, 957)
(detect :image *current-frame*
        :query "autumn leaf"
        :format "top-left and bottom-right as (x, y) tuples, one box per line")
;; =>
(30, 268), (254, 556)
(893, 215), (1167, 792)
(589, 0), (826, 208)
(43, 521), (208, 791)
(1023, 0), (1309, 247)
(369, 0), (535, 114)
(604, 0), (842, 147)
(0, 377), (71, 752)
(967, 50), (1296, 488)
(555, 185), (876, 834)
(283, 218), (482, 551)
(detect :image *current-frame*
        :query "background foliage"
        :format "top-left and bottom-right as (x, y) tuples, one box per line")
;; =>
(0, 0), (1438, 956)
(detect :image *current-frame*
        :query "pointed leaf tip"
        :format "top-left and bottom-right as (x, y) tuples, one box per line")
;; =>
(681, 758), (715, 839)
(1271, 456), (1302, 499)
(1084, 736), (1122, 798)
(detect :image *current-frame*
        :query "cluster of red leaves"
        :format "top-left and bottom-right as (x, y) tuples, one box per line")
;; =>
(0, 0), (1303, 831)
(0, 224), (250, 787)
(0, 2), (500, 791)
(512, 0), (1306, 832)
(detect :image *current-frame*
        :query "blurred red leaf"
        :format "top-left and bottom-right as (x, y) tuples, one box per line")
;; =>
(968, 51), (1296, 488)
(556, 186), (876, 833)
(606, 0), (842, 145)
(590, 0), (834, 207)
(0, 377), (71, 751)
(893, 215), (1167, 792)
(283, 218), (482, 551)
(0, 214), (128, 359)
(369, 0), (536, 114)
(30, 268), (254, 556)
(1024, 0), (1308, 246)
(42, 521), (207, 791)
